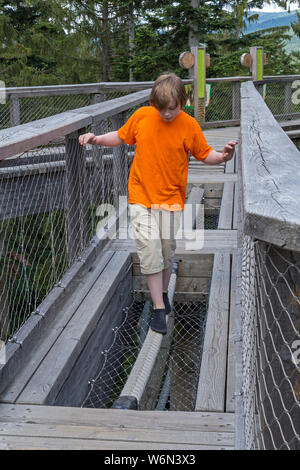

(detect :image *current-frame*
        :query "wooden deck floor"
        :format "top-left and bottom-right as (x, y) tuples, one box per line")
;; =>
(0, 126), (239, 451)
(0, 404), (234, 450)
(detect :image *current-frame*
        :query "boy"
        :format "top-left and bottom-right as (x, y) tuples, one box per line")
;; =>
(79, 73), (237, 335)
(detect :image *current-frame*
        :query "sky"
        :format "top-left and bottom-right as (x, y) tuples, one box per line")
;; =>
(252, 1), (299, 12)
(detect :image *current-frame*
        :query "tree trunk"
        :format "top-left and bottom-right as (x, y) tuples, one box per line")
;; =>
(128, 2), (135, 82)
(101, 0), (110, 81)
(188, 0), (200, 78)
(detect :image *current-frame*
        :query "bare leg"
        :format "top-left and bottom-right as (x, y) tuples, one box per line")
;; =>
(146, 271), (164, 309)
(162, 263), (173, 293)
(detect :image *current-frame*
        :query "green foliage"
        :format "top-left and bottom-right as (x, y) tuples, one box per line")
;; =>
(208, 26), (297, 78)
(0, 210), (67, 338)
(0, 1), (299, 85)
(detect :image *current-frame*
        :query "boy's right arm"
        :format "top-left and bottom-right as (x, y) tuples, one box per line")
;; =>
(78, 131), (124, 147)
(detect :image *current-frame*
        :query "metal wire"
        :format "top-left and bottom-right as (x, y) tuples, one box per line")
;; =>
(81, 289), (207, 411)
(240, 235), (300, 450)
(0, 91), (131, 129)
(254, 79), (300, 122)
(0, 103), (139, 344)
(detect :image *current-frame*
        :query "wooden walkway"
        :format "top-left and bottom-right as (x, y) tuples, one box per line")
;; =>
(0, 404), (234, 450)
(0, 126), (239, 451)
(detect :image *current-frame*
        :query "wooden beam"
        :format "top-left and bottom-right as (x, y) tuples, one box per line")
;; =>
(14, 251), (132, 405)
(0, 90), (150, 160)
(188, 173), (237, 184)
(0, 234), (107, 397)
(108, 230), (237, 255)
(240, 81), (300, 251)
(195, 252), (231, 412)
(0, 249), (115, 404)
(0, 404), (235, 450)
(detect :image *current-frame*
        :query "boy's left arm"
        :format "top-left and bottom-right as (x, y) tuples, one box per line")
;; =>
(204, 140), (238, 165)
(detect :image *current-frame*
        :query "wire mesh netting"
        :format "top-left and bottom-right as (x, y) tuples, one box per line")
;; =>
(254, 80), (300, 122)
(81, 288), (207, 411)
(203, 185), (222, 230)
(241, 235), (300, 450)
(0, 90), (131, 129)
(0, 104), (141, 344)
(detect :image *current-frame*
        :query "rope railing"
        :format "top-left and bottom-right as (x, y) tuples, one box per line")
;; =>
(237, 81), (300, 450)
(111, 260), (179, 410)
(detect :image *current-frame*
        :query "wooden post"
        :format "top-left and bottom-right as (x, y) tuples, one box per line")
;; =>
(232, 81), (241, 120)
(90, 93), (106, 105)
(90, 93), (107, 211)
(65, 129), (89, 265)
(250, 46), (265, 97)
(10, 96), (20, 127)
(250, 46), (264, 81)
(111, 112), (128, 215)
(284, 82), (292, 116)
(191, 45), (206, 125)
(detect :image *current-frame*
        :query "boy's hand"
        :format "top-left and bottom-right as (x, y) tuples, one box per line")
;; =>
(78, 132), (96, 147)
(222, 140), (238, 162)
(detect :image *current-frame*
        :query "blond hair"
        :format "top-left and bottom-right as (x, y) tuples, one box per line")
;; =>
(150, 73), (187, 109)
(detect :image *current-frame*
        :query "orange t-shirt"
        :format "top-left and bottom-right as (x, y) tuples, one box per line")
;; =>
(117, 106), (212, 211)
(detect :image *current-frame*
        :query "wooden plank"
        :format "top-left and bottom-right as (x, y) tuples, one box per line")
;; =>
(0, 250), (115, 404)
(0, 404), (234, 450)
(188, 173), (237, 184)
(233, 181), (239, 230)
(203, 127), (239, 152)
(0, 234), (106, 396)
(226, 253), (237, 412)
(54, 272), (132, 407)
(218, 183), (234, 229)
(0, 435), (232, 450)
(0, 403), (235, 429)
(195, 253), (231, 412)
(15, 251), (132, 405)
(0, 420), (234, 447)
(108, 230), (237, 255)
(240, 81), (300, 251)
(0, 112), (92, 160)
(196, 151), (235, 412)
(0, 90), (150, 160)
(70, 89), (150, 123)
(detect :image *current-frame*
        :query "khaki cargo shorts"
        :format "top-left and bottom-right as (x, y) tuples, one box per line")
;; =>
(129, 204), (182, 275)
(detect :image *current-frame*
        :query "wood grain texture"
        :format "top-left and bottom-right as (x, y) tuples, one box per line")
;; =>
(0, 403), (234, 450)
(0, 250), (115, 404)
(195, 253), (231, 412)
(241, 81), (300, 251)
(0, 90), (150, 160)
(14, 252), (131, 405)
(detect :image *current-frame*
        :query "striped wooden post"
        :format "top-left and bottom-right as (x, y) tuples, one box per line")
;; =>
(250, 46), (264, 81)
(191, 45), (206, 125)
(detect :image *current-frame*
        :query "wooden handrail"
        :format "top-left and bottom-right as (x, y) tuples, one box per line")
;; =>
(240, 81), (300, 251)
(0, 89), (151, 160)
(2, 75), (300, 98)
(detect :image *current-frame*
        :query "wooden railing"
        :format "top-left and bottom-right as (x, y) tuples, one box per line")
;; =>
(236, 81), (300, 449)
(0, 89), (150, 394)
(2, 75), (300, 128)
